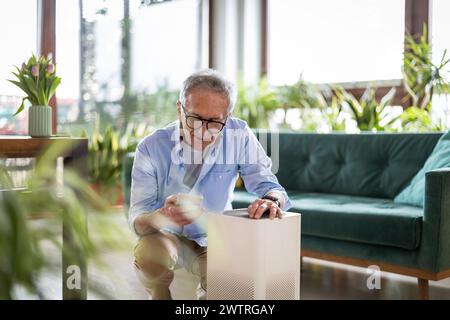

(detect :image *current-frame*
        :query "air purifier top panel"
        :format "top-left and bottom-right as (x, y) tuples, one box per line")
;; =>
(223, 208), (299, 220)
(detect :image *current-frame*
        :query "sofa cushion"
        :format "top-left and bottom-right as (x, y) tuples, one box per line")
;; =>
(394, 131), (450, 207)
(232, 190), (423, 250)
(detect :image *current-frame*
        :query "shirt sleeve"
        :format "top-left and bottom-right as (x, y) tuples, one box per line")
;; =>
(128, 141), (159, 233)
(237, 124), (292, 211)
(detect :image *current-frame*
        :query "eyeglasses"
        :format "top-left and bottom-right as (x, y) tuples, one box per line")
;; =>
(181, 104), (227, 133)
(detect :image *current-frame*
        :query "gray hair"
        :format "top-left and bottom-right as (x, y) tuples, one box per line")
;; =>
(179, 69), (237, 114)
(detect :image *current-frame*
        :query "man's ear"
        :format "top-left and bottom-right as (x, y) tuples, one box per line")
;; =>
(176, 101), (181, 116)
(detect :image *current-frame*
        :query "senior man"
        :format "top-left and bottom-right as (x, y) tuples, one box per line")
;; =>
(129, 69), (292, 300)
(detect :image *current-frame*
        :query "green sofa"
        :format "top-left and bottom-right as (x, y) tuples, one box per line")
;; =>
(122, 131), (450, 298)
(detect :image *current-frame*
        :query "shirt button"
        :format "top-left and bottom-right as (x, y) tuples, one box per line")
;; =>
(219, 175), (223, 179)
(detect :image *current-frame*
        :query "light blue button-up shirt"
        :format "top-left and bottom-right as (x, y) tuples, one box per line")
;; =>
(128, 117), (292, 246)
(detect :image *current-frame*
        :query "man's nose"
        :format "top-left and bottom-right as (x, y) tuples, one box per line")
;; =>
(195, 121), (209, 133)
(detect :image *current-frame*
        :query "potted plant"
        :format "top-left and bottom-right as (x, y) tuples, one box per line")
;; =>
(0, 141), (125, 299)
(85, 121), (151, 206)
(234, 76), (279, 129)
(332, 86), (398, 132)
(402, 25), (450, 111)
(8, 54), (61, 137)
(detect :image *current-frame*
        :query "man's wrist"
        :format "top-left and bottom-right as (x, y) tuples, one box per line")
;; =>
(262, 194), (281, 208)
(134, 208), (168, 236)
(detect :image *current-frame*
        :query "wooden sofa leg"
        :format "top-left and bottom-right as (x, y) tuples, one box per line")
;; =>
(418, 278), (429, 300)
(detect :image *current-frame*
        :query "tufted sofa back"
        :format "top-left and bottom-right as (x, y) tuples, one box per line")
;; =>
(256, 131), (442, 199)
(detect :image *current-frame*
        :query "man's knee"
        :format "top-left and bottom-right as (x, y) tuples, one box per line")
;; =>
(134, 232), (178, 279)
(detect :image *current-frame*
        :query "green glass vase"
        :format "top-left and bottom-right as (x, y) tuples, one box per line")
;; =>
(28, 105), (52, 137)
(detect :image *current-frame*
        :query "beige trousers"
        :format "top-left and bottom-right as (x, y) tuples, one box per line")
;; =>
(133, 231), (207, 300)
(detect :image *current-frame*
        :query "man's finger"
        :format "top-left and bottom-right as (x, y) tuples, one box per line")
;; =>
(276, 207), (283, 219)
(165, 206), (186, 225)
(254, 202), (269, 219)
(176, 218), (192, 226)
(247, 201), (261, 218)
(269, 206), (276, 220)
(251, 200), (265, 218)
(165, 194), (178, 205)
(171, 206), (184, 216)
(164, 206), (173, 217)
(171, 213), (191, 225)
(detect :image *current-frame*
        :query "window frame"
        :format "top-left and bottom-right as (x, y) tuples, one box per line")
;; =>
(37, 0), (57, 133)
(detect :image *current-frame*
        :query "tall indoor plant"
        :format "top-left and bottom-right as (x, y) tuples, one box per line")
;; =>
(8, 54), (61, 137)
(402, 25), (450, 111)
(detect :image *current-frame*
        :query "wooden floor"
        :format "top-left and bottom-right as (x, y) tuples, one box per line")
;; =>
(92, 254), (450, 300)
(14, 212), (450, 300)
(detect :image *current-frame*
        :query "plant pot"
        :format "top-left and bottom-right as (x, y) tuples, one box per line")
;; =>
(28, 105), (52, 137)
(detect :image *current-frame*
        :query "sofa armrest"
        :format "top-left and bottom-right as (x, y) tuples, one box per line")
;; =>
(423, 168), (450, 272)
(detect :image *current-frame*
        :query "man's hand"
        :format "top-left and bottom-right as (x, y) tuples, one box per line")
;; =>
(161, 194), (196, 226)
(247, 198), (282, 220)
(134, 193), (204, 235)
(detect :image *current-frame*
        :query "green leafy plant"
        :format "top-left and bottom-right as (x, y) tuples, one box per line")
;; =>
(137, 83), (179, 127)
(8, 54), (61, 115)
(88, 124), (122, 189)
(399, 106), (445, 132)
(275, 77), (328, 130)
(86, 121), (151, 203)
(403, 25), (450, 110)
(120, 121), (151, 154)
(323, 95), (347, 132)
(333, 86), (397, 132)
(234, 77), (279, 128)
(0, 141), (123, 299)
(270, 77), (327, 131)
(276, 76), (327, 110)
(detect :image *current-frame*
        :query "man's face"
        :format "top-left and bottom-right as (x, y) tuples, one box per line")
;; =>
(178, 89), (229, 150)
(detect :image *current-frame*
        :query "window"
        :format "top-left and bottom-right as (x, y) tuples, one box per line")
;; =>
(55, 0), (203, 132)
(56, 0), (81, 126)
(56, 0), (123, 128)
(130, 0), (202, 92)
(432, 0), (450, 71)
(268, 0), (405, 85)
(0, 0), (37, 134)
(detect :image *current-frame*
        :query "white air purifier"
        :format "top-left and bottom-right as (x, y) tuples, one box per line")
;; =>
(207, 209), (301, 300)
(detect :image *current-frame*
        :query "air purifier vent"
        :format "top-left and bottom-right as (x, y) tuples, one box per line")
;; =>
(266, 271), (296, 300)
(208, 270), (255, 300)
